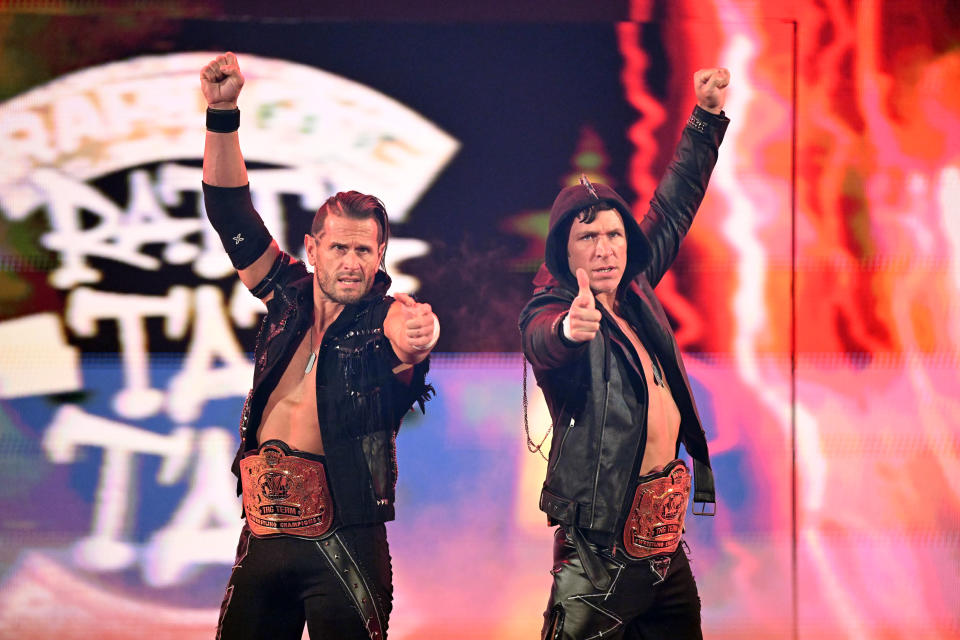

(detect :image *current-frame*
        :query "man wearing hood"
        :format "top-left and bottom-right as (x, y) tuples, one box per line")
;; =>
(200, 52), (438, 640)
(519, 68), (730, 640)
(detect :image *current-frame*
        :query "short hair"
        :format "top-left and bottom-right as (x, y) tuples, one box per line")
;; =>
(311, 191), (390, 247)
(574, 204), (605, 225)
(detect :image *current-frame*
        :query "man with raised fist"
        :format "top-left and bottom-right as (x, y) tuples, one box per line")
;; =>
(200, 52), (438, 640)
(519, 68), (730, 639)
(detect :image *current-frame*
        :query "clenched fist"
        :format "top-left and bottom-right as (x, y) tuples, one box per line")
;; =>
(201, 52), (244, 109)
(393, 292), (439, 352)
(694, 68), (730, 115)
(564, 268), (602, 343)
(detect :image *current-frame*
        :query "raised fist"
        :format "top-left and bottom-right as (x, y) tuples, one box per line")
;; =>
(565, 268), (601, 343)
(201, 52), (244, 109)
(694, 68), (730, 115)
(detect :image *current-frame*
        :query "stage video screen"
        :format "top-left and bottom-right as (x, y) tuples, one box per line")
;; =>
(0, 6), (957, 639)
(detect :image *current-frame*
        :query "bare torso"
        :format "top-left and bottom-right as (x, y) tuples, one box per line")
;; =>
(258, 328), (325, 455)
(608, 309), (681, 474)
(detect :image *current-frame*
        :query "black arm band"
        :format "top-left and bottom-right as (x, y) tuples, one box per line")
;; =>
(250, 251), (288, 299)
(206, 107), (240, 133)
(201, 182), (273, 270)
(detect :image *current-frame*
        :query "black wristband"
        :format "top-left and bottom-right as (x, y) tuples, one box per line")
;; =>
(250, 251), (287, 299)
(206, 107), (240, 133)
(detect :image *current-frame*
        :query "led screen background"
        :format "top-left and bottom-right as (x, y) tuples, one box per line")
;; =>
(0, 1), (957, 638)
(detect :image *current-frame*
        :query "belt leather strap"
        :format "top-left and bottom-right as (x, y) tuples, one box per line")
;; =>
(692, 457), (716, 514)
(568, 526), (612, 592)
(315, 532), (386, 640)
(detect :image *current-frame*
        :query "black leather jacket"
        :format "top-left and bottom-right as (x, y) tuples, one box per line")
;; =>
(519, 106), (728, 545)
(232, 260), (432, 526)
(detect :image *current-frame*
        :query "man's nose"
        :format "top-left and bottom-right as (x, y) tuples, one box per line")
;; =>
(595, 236), (613, 257)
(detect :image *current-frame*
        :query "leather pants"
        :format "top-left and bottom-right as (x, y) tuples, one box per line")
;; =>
(216, 524), (392, 640)
(542, 527), (702, 640)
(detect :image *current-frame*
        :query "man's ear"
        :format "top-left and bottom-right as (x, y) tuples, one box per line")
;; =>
(304, 233), (316, 266)
(378, 242), (386, 267)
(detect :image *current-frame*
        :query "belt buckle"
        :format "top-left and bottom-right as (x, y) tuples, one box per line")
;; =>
(692, 500), (716, 516)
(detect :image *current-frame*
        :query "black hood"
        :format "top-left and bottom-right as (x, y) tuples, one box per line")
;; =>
(534, 181), (652, 293)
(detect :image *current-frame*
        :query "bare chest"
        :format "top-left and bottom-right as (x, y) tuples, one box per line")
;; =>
(609, 313), (661, 390)
(608, 311), (681, 473)
(257, 329), (324, 454)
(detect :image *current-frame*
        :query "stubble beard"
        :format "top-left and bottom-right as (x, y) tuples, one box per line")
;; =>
(316, 269), (367, 305)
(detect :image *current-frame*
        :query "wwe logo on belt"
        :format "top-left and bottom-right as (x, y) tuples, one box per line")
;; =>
(259, 471), (290, 500)
(659, 492), (685, 520)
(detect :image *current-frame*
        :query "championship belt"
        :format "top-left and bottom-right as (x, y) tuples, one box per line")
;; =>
(622, 459), (691, 559)
(239, 441), (334, 539)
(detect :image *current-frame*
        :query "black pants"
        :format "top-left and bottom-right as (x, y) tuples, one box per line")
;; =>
(216, 524), (392, 640)
(542, 528), (702, 640)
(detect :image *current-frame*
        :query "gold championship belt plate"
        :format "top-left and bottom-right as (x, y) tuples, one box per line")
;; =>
(239, 442), (334, 539)
(622, 459), (691, 559)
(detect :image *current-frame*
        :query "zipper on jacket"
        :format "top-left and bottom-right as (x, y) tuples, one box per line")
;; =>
(588, 322), (612, 528)
(549, 414), (575, 472)
(589, 378), (610, 528)
(612, 366), (651, 538)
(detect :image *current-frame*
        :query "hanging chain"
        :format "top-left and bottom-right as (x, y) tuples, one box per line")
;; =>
(522, 354), (552, 460)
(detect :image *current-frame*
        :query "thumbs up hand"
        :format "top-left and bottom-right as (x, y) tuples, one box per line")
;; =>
(565, 268), (601, 342)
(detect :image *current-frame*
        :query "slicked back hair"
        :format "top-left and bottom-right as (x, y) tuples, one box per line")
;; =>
(311, 191), (390, 269)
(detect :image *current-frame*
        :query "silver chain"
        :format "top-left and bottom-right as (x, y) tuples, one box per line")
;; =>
(522, 355), (552, 460)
